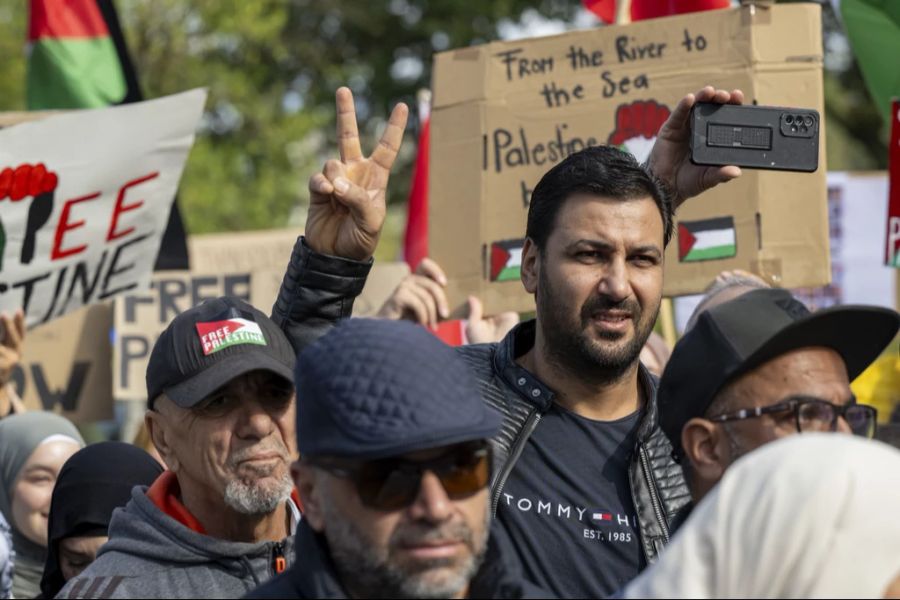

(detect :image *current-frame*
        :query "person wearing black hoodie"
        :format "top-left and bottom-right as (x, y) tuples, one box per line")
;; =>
(246, 319), (547, 599)
(40, 442), (163, 599)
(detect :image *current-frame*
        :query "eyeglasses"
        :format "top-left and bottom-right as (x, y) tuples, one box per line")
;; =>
(707, 396), (877, 439)
(307, 441), (492, 511)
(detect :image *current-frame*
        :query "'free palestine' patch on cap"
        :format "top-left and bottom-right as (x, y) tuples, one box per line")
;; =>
(196, 315), (267, 356)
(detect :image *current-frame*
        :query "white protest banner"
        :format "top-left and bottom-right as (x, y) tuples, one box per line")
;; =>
(0, 89), (206, 327)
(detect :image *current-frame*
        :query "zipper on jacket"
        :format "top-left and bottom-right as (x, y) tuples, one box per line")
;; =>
(491, 409), (542, 515)
(639, 444), (669, 544)
(272, 542), (286, 574)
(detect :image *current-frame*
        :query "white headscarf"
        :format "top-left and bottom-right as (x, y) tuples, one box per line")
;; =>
(623, 434), (900, 599)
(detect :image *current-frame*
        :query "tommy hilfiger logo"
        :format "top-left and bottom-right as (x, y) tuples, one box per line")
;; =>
(195, 317), (266, 356)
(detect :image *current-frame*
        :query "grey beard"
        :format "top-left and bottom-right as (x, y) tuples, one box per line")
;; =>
(323, 505), (489, 599)
(223, 472), (293, 515)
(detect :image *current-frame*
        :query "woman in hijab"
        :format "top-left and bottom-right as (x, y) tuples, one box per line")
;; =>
(622, 433), (900, 599)
(0, 412), (83, 599)
(39, 442), (163, 599)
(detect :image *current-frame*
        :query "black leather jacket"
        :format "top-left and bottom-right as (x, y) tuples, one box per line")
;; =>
(271, 237), (691, 565)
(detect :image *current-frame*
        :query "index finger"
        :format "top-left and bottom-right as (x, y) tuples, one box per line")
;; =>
(415, 257), (448, 286)
(336, 87), (363, 163)
(369, 102), (409, 172)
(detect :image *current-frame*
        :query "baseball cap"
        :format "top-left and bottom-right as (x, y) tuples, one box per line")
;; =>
(295, 318), (501, 461)
(146, 297), (295, 410)
(659, 288), (899, 459)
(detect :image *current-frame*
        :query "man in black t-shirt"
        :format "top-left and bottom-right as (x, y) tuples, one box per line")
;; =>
(272, 85), (745, 597)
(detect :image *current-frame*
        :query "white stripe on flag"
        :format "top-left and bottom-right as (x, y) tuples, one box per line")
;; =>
(692, 228), (735, 250)
(507, 248), (523, 267)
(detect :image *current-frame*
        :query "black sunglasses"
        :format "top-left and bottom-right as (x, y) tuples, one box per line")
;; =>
(307, 441), (492, 511)
(707, 396), (877, 439)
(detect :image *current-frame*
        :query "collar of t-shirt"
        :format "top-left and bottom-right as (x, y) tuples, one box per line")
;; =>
(146, 470), (302, 535)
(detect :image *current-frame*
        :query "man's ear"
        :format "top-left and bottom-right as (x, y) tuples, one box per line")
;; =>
(520, 237), (540, 294)
(682, 418), (728, 489)
(293, 460), (325, 532)
(145, 400), (179, 472)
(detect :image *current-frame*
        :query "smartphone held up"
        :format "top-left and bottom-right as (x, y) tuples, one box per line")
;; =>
(690, 102), (820, 172)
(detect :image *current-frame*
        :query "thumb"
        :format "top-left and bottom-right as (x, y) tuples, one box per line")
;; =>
(331, 176), (371, 212)
(467, 296), (483, 322)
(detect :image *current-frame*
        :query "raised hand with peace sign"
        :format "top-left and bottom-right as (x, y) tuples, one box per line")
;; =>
(305, 87), (409, 262)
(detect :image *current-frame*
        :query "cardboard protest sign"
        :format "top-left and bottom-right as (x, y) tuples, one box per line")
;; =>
(114, 228), (412, 401)
(886, 99), (900, 267)
(13, 303), (113, 422)
(0, 89), (206, 327)
(429, 3), (829, 315)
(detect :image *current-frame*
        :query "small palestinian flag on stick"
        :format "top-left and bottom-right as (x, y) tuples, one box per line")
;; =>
(678, 217), (737, 262)
(489, 239), (525, 282)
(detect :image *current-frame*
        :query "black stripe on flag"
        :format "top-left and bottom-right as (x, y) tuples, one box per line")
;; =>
(681, 216), (734, 233)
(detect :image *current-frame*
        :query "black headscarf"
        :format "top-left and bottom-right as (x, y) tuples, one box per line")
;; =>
(39, 442), (163, 599)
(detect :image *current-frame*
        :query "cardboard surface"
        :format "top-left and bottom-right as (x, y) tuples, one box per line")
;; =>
(429, 3), (829, 315)
(15, 303), (113, 422)
(0, 90), (206, 327)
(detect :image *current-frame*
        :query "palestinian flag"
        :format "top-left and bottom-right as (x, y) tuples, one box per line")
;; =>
(196, 318), (267, 356)
(678, 217), (737, 262)
(489, 239), (525, 282)
(27, 1), (131, 109)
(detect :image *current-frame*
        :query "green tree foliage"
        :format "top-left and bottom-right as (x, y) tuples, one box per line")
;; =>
(0, 0), (889, 243)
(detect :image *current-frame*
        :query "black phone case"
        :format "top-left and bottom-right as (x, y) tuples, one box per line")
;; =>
(690, 103), (819, 172)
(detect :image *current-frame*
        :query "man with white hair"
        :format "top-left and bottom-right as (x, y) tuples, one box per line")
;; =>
(58, 298), (300, 599)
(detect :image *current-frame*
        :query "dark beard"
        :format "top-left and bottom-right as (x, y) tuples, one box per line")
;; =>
(324, 510), (488, 600)
(537, 267), (657, 385)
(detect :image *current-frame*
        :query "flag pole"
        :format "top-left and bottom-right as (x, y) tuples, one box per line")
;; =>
(615, 0), (632, 24)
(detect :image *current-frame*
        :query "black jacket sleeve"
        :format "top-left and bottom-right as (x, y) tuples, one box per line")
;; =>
(270, 236), (372, 354)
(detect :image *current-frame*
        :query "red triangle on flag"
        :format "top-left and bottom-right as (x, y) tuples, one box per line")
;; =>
(490, 244), (512, 281)
(678, 223), (697, 261)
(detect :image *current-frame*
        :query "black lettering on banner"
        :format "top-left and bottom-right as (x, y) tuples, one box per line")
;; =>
(539, 82), (585, 108)
(520, 181), (534, 208)
(123, 287), (155, 323)
(191, 276), (219, 308)
(223, 274), (251, 301)
(494, 48), (554, 81)
(31, 361), (89, 412)
(100, 233), (152, 299)
(601, 70), (650, 98)
(38, 266), (68, 325)
(119, 335), (150, 391)
(485, 125), (599, 174)
(61, 252), (109, 314)
(615, 35), (667, 63)
(566, 45), (604, 70)
(682, 29), (708, 52)
(11, 272), (52, 313)
(157, 278), (187, 323)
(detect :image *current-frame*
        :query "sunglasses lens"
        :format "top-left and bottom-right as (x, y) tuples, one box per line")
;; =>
(357, 461), (421, 511)
(353, 444), (491, 510)
(437, 448), (491, 499)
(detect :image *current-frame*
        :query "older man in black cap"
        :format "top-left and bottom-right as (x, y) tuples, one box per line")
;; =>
(658, 288), (899, 506)
(248, 318), (545, 599)
(60, 298), (301, 599)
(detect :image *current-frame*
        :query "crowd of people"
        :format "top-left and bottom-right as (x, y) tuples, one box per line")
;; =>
(0, 84), (898, 599)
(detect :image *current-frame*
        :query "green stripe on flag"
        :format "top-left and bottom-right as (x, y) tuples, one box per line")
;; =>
(495, 266), (520, 282)
(684, 244), (736, 262)
(27, 38), (126, 109)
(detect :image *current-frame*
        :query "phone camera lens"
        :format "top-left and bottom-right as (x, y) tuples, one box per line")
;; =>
(803, 116), (813, 127)
(800, 125), (808, 133)
(785, 115), (794, 124)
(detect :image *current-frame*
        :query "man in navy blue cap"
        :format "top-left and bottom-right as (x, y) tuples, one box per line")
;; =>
(247, 319), (543, 599)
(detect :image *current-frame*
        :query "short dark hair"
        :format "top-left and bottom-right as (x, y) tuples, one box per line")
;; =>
(525, 145), (674, 250)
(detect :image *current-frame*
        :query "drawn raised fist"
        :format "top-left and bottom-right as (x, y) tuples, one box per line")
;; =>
(0, 162), (59, 270)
